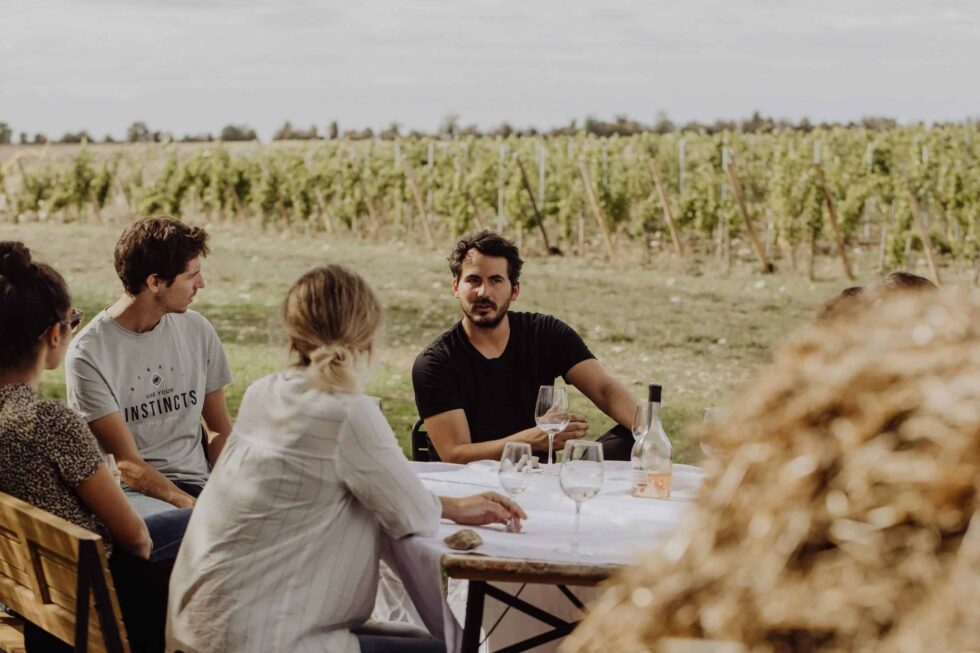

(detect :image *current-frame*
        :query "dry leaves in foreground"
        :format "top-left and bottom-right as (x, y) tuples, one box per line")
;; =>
(565, 289), (980, 653)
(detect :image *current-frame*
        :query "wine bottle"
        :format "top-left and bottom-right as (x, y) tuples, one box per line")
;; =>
(630, 384), (673, 499)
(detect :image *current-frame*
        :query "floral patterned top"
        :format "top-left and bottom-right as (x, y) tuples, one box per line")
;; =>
(0, 383), (113, 555)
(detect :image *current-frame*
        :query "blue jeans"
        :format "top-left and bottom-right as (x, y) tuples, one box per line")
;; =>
(125, 481), (199, 561)
(144, 508), (193, 562)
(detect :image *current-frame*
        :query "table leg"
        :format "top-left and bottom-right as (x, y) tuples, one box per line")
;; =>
(462, 581), (487, 653)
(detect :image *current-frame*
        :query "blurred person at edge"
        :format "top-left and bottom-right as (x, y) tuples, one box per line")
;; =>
(565, 288), (980, 653)
(167, 264), (526, 653)
(817, 270), (937, 321)
(0, 241), (190, 653)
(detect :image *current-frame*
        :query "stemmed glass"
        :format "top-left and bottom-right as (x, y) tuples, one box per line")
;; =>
(499, 442), (533, 532)
(700, 407), (724, 456)
(631, 403), (651, 442)
(557, 439), (604, 556)
(535, 385), (569, 466)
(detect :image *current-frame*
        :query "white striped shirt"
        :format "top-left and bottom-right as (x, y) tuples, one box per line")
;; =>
(166, 371), (441, 653)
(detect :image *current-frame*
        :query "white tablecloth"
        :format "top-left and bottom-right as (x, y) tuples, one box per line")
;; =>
(377, 461), (704, 652)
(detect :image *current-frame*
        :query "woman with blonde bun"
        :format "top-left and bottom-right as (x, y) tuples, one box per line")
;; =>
(167, 265), (525, 653)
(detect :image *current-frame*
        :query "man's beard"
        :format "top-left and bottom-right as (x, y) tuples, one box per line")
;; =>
(467, 299), (509, 329)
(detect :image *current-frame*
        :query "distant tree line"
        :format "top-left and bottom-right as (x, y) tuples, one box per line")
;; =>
(1, 113), (974, 146)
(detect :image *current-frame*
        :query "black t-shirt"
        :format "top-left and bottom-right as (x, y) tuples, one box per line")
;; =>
(412, 311), (595, 443)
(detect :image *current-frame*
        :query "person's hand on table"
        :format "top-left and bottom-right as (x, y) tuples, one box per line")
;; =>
(440, 492), (527, 531)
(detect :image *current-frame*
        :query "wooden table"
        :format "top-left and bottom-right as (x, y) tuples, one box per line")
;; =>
(442, 554), (620, 653)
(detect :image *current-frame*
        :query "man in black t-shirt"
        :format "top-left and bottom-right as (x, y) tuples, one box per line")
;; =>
(412, 231), (637, 463)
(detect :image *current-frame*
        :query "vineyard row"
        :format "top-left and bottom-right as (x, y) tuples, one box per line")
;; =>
(2, 127), (979, 279)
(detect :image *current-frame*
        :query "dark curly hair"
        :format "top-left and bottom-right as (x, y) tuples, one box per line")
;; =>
(0, 242), (72, 371)
(448, 230), (523, 286)
(114, 217), (210, 296)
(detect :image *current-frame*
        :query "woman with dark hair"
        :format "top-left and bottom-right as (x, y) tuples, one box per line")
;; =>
(0, 242), (186, 653)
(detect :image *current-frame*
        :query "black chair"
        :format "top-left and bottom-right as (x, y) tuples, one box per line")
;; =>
(411, 418), (442, 462)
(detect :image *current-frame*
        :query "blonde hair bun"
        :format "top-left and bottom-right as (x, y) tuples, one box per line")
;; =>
(284, 265), (382, 394)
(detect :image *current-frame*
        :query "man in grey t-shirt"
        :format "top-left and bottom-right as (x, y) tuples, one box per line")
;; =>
(66, 217), (233, 517)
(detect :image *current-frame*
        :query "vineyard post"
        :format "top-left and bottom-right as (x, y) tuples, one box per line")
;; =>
(497, 143), (506, 232)
(402, 162), (435, 246)
(359, 177), (381, 237)
(862, 198), (871, 243)
(515, 154), (557, 254)
(314, 187), (335, 235)
(725, 159), (772, 273)
(907, 190), (942, 286)
(427, 141), (435, 213)
(537, 142), (546, 208)
(394, 141), (404, 235)
(808, 226), (818, 281)
(648, 160), (685, 258)
(765, 208), (773, 259)
(813, 163), (855, 281)
(601, 141), (608, 185)
(88, 189), (103, 224)
(678, 138), (686, 194)
(578, 159), (615, 259)
(810, 138), (822, 274)
(877, 203), (890, 272)
(720, 147), (730, 264)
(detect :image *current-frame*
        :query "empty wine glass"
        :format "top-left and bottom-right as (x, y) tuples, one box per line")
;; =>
(631, 403), (651, 442)
(558, 439), (604, 556)
(535, 385), (570, 466)
(499, 442), (533, 532)
(700, 407), (725, 456)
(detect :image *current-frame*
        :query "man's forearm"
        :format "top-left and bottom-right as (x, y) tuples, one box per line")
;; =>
(439, 427), (543, 464)
(596, 382), (638, 430)
(117, 459), (196, 508)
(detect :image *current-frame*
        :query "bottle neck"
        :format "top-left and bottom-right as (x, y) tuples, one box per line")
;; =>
(648, 400), (662, 423)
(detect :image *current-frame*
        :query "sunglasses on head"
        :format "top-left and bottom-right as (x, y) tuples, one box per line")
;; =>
(53, 308), (84, 335)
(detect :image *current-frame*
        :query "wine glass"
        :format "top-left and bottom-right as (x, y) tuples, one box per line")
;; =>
(631, 403), (651, 442)
(558, 439), (604, 556)
(700, 407), (725, 456)
(499, 442), (533, 532)
(535, 385), (570, 466)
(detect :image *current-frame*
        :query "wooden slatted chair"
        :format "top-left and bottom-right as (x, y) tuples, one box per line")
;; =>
(0, 492), (129, 653)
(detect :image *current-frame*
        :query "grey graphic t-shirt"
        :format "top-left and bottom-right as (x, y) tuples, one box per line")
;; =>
(66, 309), (232, 487)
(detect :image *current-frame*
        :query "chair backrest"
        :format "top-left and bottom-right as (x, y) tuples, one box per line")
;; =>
(0, 492), (129, 653)
(410, 419), (442, 462)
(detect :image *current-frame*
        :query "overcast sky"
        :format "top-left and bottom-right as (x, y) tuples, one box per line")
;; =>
(2, 0), (978, 140)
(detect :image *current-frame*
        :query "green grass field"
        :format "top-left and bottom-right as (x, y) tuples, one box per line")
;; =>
(0, 220), (919, 461)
